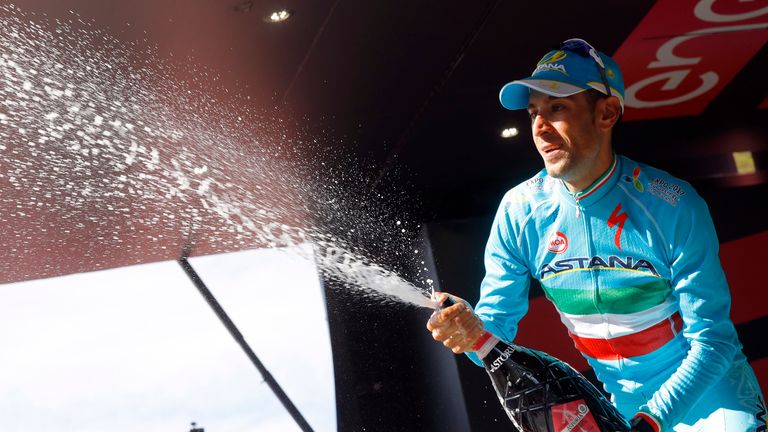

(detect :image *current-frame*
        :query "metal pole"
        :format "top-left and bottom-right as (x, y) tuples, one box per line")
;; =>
(177, 257), (315, 432)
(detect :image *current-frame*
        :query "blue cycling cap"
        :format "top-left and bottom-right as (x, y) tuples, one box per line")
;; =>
(499, 39), (625, 111)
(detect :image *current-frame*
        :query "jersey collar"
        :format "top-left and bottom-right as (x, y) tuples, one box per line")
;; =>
(557, 154), (619, 206)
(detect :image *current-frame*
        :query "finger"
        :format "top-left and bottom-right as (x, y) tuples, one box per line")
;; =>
(444, 335), (473, 354)
(452, 344), (468, 354)
(431, 321), (461, 341)
(427, 307), (450, 330)
(435, 292), (470, 311)
(454, 308), (480, 329)
(454, 315), (484, 348)
(434, 291), (448, 305)
(442, 334), (467, 352)
(434, 309), (480, 339)
(437, 302), (466, 321)
(426, 312), (438, 331)
(427, 303), (465, 330)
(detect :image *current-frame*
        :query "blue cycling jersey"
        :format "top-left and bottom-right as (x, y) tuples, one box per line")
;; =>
(467, 154), (765, 430)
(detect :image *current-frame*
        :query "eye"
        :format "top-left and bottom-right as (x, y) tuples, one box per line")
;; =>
(551, 103), (565, 112)
(528, 110), (538, 122)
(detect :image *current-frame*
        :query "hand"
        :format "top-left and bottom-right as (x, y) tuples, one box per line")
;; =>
(426, 292), (485, 354)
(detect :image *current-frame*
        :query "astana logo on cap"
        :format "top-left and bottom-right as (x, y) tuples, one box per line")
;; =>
(534, 50), (568, 76)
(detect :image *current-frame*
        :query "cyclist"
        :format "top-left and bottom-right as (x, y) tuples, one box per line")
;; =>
(427, 38), (766, 431)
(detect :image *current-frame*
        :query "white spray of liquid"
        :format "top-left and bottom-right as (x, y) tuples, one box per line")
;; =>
(0, 5), (437, 309)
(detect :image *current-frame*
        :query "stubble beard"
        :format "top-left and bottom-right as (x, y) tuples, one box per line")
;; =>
(544, 153), (574, 181)
(544, 151), (595, 190)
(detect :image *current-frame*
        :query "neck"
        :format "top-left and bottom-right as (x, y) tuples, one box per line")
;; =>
(564, 142), (614, 192)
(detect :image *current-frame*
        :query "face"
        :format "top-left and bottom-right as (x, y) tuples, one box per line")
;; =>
(527, 91), (609, 190)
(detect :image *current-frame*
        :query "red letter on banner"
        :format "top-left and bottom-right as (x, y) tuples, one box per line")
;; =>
(612, 0), (768, 121)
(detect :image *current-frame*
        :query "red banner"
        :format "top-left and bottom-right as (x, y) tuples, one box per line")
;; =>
(612, 0), (768, 121)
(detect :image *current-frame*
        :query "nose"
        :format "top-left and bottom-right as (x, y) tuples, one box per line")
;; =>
(532, 113), (552, 137)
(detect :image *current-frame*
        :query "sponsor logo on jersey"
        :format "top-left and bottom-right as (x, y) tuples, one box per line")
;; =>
(607, 203), (628, 250)
(622, 166), (644, 192)
(540, 255), (660, 278)
(632, 167), (644, 192)
(525, 177), (545, 190)
(524, 177), (556, 193)
(649, 177), (686, 206)
(547, 231), (569, 254)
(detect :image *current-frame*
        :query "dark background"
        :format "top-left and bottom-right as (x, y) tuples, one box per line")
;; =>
(2, 1), (766, 431)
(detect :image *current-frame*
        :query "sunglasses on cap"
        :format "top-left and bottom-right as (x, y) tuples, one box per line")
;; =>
(555, 38), (613, 98)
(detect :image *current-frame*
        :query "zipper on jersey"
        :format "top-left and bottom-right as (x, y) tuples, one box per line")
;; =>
(579, 204), (604, 316)
(581, 202), (621, 370)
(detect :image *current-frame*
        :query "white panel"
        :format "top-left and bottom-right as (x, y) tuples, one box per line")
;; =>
(0, 259), (318, 432)
(189, 244), (336, 432)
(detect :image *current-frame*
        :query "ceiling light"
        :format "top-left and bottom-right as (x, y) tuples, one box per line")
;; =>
(501, 127), (519, 138)
(266, 9), (292, 23)
(732, 151), (756, 175)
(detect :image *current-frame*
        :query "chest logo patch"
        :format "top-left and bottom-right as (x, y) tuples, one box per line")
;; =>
(547, 231), (569, 254)
(607, 203), (628, 250)
(622, 166), (645, 192)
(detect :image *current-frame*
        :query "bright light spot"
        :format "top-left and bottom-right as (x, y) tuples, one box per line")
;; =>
(733, 151), (756, 175)
(267, 9), (292, 23)
(501, 127), (519, 138)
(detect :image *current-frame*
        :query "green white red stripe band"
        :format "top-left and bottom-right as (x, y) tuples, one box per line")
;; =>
(574, 155), (617, 201)
(560, 298), (678, 338)
(541, 279), (671, 316)
(569, 312), (683, 360)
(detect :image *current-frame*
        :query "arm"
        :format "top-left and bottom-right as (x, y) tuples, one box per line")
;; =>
(466, 195), (532, 366)
(426, 193), (532, 363)
(636, 190), (741, 430)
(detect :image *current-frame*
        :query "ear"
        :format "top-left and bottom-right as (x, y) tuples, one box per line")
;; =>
(596, 97), (621, 131)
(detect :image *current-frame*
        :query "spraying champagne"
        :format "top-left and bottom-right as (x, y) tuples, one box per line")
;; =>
(437, 296), (631, 432)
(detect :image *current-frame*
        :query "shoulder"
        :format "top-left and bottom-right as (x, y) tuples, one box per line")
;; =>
(615, 155), (715, 248)
(616, 155), (703, 210)
(489, 169), (556, 249)
(498, 168), (558, 219)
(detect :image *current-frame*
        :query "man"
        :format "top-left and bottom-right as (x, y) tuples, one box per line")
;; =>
(427, 38), (766, 431)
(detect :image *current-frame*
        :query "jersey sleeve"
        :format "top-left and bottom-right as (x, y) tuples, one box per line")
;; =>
(637, 189), (741, 429)
(466, 193), (532, 367)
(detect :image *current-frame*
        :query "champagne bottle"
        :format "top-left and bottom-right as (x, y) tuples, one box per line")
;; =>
(442, 298), (631, 432)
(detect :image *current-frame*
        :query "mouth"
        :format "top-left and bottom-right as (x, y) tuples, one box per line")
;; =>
(540, 145), (561, 155)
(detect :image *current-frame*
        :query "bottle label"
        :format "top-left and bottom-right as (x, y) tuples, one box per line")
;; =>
(487, 345), (515, 373)
(550, 400), (600, 432)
